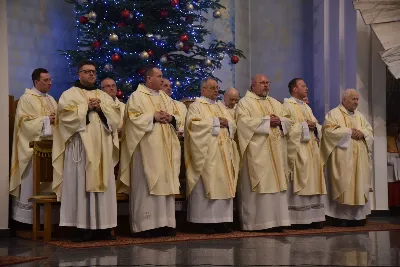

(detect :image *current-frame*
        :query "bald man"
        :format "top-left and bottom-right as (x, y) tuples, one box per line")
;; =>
(321, 89), (373, 227)
(101, 78), (125, 139)
(161, 79), (187, 134)
(236, 74), (292, 232)
(222, 87), (239, 119)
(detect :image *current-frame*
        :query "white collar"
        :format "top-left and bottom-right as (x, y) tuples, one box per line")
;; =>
(32, 87), (47, 97)
(200, 96), (216, 104)
(291, 96), (304, 105)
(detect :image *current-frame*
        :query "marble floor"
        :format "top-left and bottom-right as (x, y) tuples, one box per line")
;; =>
(1, 217), (400, 267)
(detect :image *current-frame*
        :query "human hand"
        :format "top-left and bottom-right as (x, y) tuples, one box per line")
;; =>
(219, 117), (229, 128)
(307, 120), (316, 130)
(270, 115), (281, 128)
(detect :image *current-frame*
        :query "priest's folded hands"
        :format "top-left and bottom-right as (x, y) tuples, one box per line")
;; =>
(154, 110), (173, 124)
(270, 114), (281, 127)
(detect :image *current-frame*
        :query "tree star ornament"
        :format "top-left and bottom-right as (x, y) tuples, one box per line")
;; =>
(88, 11), (97, 21)
(109, 33), (119, 42)
(213, 10), (221, 18)
(140, 51), (149, 60)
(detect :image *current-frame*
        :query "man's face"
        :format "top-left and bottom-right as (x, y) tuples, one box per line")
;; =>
(252, 75), (270, 97)
(201, 79), (219, 100)
(294, 79), (308, 99)
(146, 68), (163, 91)
(78, 64), (97, 86)
(161, 79), (172, 97)
(224, 91), (239, 109)
(101, 78), (117, 99)
(343, 92), (359, 112)
(34, 72), (52, 93)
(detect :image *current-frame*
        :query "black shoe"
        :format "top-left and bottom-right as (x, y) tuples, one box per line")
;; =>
(291, 224), (309, 230)
(199, 224), (216, 234)
(214, 223), (233, 233)
(156, 227), (176, 237)
(71, 229), (94, 242)
(348, 219), (366, 227)
(95, 229), (116, 241)
(311, 222), (324, 229)
(132, 230), (153, 238)
(264, 226), (284, 233)
(332, 218), (348, 227)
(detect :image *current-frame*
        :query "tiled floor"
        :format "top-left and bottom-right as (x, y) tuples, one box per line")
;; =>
(1, 217), (400, 266)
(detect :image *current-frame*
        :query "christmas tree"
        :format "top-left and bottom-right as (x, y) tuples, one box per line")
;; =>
(61, 0), (245, 101)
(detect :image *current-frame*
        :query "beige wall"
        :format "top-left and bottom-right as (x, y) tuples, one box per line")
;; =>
(0, 0), (10, 230)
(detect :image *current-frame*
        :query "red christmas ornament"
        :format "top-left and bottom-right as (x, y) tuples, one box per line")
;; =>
(160, 10), (168, 18)
(92, 40), (101, 49)
(180, 33), (189, 42)
(121, 9), (131, 19)
(117, 21), (126, 27)
(138, 68), (146, 76)
(137, 22), (145, 31)
(183, 45), (190, 53)
(111, 53), (121, 63)
(231, 55), (239, 64)
(79, 16), (88, 24)
(147, 50), (154, 57)
(170, 0), (179, 7)
(116, 89), (123, 98)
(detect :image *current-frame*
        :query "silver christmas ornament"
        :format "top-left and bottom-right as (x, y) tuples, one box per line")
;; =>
(217, 52), (224, 60)
(204, 59), (212, 66)
(128, 13), (134, 20)
(175, 81), (181, 87)
(213, 10), (221, 18)
(88, 11), (97, 20)
(124, 81), (132, 90)
(109, 33), (119, 42)
(140, 51), (149, 60)
(103, 63), (113, 72)
(175, 41), (184, 50)
(154, 34), (162, 40)
(146, 33), (153, 38)
(187, 3), (194, 11)
(160, 56), (168, 64)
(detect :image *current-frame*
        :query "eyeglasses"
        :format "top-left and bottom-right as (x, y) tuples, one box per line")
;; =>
(79, 70), (97, 75)
(102, 84), (116, 90)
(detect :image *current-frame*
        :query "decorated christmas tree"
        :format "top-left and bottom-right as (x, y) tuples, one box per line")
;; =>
(61, 0), (245, 101)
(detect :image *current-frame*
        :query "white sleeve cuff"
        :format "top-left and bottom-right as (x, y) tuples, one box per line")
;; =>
(41, 116), (52, 136)
(228, 121), (234, 139)
(280, 117), (289, 135)
(301, 121), (310, 142)
(211, 117), (220, 136)
(337, 128), (352, 149)
(255, 116), (270, 134)
(145, 117), (155, 133)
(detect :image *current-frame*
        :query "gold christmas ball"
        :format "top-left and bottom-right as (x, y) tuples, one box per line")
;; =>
(109, 33), (119, 42)
(140, 51), (149, 60)
(213, 10), (221, 18)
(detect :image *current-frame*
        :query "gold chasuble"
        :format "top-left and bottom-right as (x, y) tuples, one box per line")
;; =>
(118, 84), (180, 196)
(115, 98), (126, 129)
(185, 97), (240, 199)
(171, 100), (187, 133)
(52, 87), (120, 199)
(321, 104), (373, 205)
(283, 97), (326, 196)
(236, 91), (291, 193)
(10, 89), (57, 198)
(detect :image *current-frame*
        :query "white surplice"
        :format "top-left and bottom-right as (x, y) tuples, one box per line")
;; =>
(59, 133), (117, 229)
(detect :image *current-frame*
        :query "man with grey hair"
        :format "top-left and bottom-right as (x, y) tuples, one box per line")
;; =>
(185, 77), (240, 234)
(321, 89), (373, 227)
(222, 87), (240, 119)
(101, 78), (125, 139)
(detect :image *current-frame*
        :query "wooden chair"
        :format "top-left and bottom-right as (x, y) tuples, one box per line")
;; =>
(28, 140), (58, 242)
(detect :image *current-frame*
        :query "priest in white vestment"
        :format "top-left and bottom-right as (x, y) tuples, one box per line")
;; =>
(221, 87), (239, 120)
(236, 74), (292, 232)
(101, 78), (126, 140)
(53, 60), (120, 242)
(283, 78), (326, 229)
(118, 66), (180, 238)
(10, 68), (57, 224)
(160, 78), (187, 135)
(185, 78), (240, 234)
(321, 89), (373, 227)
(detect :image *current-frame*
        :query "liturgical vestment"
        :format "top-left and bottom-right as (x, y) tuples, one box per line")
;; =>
(185, 97), (240, 223)
(52, 85), (120, 229)
(10, 88), (57, 224)
(118, 84), (180, 233)
(236, 91), (292, 230)
(171, 100), (187, 133)
(321, 104), (373, 220)
(116, 98), (126, 131)
(283, 97), (326, 224)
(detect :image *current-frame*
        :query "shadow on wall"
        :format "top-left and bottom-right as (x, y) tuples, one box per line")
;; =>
(7, 0), (77, 100)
